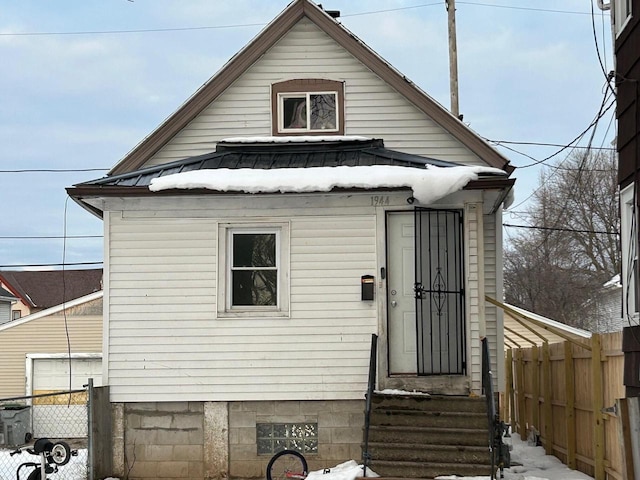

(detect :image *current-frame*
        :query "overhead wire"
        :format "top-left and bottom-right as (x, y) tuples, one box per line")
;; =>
(0, 168), (109, 173)
(590, 0), (616, 98)
(0, 2), (596, 37)
(507, 85), (615, 211)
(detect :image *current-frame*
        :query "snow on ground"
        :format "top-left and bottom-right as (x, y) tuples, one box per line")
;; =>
(0, 447), (87, 480)
(0, 434), (594, 480)
(436, 433), (594, 480)
(149, 164), (506, 205)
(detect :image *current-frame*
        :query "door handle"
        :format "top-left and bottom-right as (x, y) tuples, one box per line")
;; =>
(390, 300), (397, 307)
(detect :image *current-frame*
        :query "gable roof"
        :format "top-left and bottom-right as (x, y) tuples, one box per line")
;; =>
(0, 287), (16, 303)
(0, 269), (103, 309)
(0, 290), (103, 332)
(109, 0), (513, 176)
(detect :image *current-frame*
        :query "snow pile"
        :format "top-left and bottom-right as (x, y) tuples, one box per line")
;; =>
(435, 433), (593, 480)
(220, 135), (373, 143)
(0, 447), (87, 480)
(306, 460), (378, 480)
(375, 388), (430, 396)
(149, 164), (505, 205)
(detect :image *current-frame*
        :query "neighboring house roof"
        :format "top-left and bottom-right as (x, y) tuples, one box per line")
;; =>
(0, 290), (103, 333)
(486, 296), (592, 348)
(108, 0), (513, 176)
(0, 287), (16, 302)
(0, 269), (103, 309)
(582, 275), (624, 333)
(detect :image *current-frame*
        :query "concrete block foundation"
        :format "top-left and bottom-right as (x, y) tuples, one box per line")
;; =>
(114, 399), (364, 480)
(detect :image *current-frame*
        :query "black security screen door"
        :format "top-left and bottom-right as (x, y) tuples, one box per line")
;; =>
(414, 208), (466, 375)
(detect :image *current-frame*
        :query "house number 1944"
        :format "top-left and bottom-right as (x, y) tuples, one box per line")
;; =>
(370, 195), (390, 206)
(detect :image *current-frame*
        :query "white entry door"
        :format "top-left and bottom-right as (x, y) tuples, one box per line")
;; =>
(387, 212), (417, 374)
(387, 210), (466, 376)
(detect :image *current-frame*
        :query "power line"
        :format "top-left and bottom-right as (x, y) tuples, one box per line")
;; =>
(0, 22), (266, 37)
(0, 235), (102, 239)
(0, 168), (108, 173)
(485, 138), (615, 151)
(590, 0), (616, 98)
(0, 2), (598, 38)
(514, 92), (615, 169)
(457, 2), (594, 16)
(504, 223), (617, 235)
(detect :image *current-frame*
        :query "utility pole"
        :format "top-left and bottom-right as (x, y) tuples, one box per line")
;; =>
(446, 0), (460, 118)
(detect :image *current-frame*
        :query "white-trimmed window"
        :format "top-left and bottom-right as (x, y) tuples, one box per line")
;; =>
(271, 79), (345, 136)
(218, 223), (290, 317)
(278, 92), (338, 133)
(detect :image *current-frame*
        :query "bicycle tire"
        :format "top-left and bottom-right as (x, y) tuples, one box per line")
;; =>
(26, 469), (42, 480)
(266, 450), (308, 480)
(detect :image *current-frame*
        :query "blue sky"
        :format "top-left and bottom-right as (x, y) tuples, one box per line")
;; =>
(0, 0), (616, 269)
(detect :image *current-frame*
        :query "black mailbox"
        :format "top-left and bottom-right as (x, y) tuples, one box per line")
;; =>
(361, 275), (374, 301)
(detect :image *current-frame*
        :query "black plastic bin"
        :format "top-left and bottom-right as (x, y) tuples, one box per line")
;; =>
(0, 405), (32, 447)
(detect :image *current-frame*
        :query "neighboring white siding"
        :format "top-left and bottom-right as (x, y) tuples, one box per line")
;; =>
(106, 194), (378, 402)
(465, 203), (482, 393)
(0, 301), (10, 325)
(146, 18), (484, 167)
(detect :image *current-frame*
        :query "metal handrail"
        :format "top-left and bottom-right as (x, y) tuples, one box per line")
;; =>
(482, 336), (510, 479)
(362, 333), (378, 476)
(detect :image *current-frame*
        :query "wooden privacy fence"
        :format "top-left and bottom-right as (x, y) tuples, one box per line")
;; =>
(502, 332), (627, 480)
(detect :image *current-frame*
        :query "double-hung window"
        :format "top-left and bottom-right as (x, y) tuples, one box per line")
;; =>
(271, 79), (345, 135)
(218, 223), (290, 317)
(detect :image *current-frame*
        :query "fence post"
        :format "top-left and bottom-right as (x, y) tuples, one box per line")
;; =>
(532, 345), (540, 436)
(564, 341), (576, 469)
(591, 334), (605, 480)
(516, 348), (526, 437)
(542, 342), (553, 456)
(87, 378), (94, 480)
(506, 349), (515, 428)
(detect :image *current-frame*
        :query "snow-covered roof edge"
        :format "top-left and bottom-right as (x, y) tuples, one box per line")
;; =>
(149, 164), (506, 205)
(220, 136), (372, 144)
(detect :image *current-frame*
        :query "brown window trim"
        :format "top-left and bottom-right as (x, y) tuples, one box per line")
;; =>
(271, 79), (345, 136)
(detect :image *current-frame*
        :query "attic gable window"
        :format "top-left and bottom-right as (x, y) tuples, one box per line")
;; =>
(272, 79), (344, 135)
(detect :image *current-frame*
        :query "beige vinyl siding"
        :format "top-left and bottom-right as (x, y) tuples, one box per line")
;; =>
(146, 18), (484, 167)
(106, 196), (378, 402)
(0, 299), (102, 399)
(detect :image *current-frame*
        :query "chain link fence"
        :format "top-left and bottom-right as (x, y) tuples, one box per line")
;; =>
(0, 388), (91, 480)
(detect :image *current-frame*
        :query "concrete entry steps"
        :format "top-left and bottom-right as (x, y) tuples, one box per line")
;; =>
(364, 392), (492, 479)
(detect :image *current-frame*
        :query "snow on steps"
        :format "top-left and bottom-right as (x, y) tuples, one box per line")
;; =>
(364, 392), (492, 479)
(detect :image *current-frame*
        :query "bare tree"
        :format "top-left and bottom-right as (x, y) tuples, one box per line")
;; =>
(504, 150), (620, 329)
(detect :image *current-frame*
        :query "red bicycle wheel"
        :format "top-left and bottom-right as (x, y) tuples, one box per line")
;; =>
(266, 450), (308, 480)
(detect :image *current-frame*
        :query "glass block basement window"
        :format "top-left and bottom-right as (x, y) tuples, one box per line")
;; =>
(257, 423), (318, 455)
